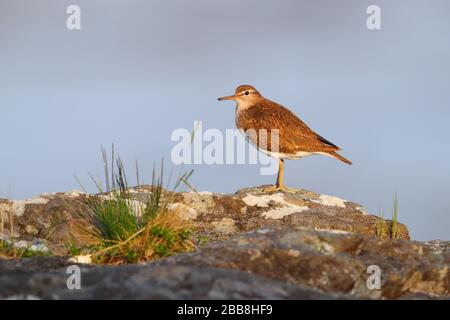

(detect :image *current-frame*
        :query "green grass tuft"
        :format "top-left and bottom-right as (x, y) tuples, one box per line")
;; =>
(376, 209), (387, 238)
(77, 146), (195, 264)
(375, 193), (400, 239)
(391, 193), (399, 239)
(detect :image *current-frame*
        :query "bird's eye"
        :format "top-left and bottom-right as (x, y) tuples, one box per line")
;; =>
(244, 91), (250, 95)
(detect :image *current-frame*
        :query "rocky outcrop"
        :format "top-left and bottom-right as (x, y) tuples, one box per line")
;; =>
(178, 186), (409, 243)
(0, 186), (409, 255)
(162, 227), (449, 299)
(0, 227), (448, 299)
(0, 191), (90, 255)
(1, 186), (447, 300)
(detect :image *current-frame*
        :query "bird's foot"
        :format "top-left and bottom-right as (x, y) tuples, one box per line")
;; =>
(260, 185), (278, 193)
(277, 185), (300, 193)
(260, 185), (300, 193)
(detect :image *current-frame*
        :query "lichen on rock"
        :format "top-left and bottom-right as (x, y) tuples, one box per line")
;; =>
(0, 185), (446, 300)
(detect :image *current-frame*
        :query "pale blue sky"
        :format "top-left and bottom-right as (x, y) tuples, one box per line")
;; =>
(1, 0), (449, 240)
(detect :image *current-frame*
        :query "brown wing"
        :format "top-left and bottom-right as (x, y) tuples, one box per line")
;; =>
(236, 99), (340, 154)
(315, 133), (339, 149)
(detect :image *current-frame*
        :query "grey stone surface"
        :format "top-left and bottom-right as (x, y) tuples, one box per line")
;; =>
(1, 186), (447, 300)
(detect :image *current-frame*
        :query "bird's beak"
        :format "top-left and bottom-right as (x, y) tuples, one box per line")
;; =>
(218, 94), (236, 101)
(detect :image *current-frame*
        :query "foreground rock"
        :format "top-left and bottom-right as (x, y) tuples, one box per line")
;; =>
(162, 227), (449, 299)
(0, 227), (448, 299)
(0, 260), (349, 299)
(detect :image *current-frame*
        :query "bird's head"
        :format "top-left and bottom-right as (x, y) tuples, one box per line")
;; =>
(218, 85), (263, 109)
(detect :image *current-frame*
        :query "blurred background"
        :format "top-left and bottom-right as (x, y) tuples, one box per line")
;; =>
(1, 0), (449, 240)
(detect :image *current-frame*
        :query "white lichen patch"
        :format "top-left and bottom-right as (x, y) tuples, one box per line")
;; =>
(65, 190), (88, 198)
(316, 242), (335, 255)
(197, 191), (220, 196)
(98, 194), (116, 201)
(29, 241), (49, 253)
(261, 206), (308, 219)
(11, 202), (26, 217)
(13, 240), (49, 252)
(11, 197), (50, 217)
(256, 228), (272, 234)
(356, 207), (369, 215)
(243, 193), (309, 220)
(127, 188), (150, 194)
(97, 195), (146, 217)
(312, 195), (346, 208)
(287, 249), (301, 258)
(181, 192), (215, 213)
(68, 254), (92, 264)
(314, 228), (352, 235)
(167, 203), (198, 220)
(14, 240), (28, 249)
(242, 193), (286, 207)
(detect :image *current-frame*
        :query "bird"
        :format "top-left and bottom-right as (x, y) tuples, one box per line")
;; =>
(218, 84), (351, 192)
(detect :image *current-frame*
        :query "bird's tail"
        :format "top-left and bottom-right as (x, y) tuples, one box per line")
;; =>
(328, 151), (352, 165)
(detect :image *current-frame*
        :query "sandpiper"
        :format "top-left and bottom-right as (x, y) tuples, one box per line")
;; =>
(218, 85), (351, 191)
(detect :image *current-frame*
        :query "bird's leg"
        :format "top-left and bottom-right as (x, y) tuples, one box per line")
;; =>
(262, 159), (299, 193)
(276, 159), (284, 190)
(275, 159), (299, 193)
(262, 159), (286, 193)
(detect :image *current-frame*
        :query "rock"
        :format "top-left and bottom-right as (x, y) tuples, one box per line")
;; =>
(211, 218), (237, 234)
(173, 186), (410, 243)
(0, 227), (447, 299)
(4, 294), (42, 300)
(0, 256), (74, 274)
(3, 185), (445, 300)
(160, 227), (448, 299)
(0, 185), (410, 255)
(25, 225), (39, 236)
(0, 192), (94, 255)
(167, 203), (198, 220)
(0, 260), (350, 299)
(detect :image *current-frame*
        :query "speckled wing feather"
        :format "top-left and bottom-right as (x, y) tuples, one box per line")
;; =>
(236, 99), (340, 155)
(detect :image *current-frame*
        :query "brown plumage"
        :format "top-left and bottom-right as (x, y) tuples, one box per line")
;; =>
(218, 85), (352, 191)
